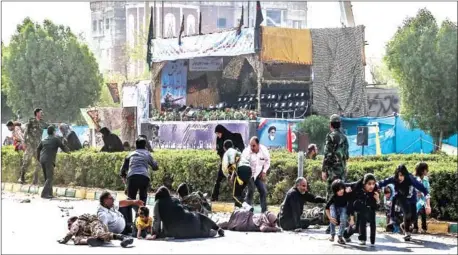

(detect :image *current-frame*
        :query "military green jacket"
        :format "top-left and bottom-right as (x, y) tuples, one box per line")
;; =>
(24, 118), (49, 149)
(37, 135), (70, 163)
(321, 129), (349, 179)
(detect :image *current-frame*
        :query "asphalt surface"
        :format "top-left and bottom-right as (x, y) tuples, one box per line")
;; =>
(1, 192), (457, 254)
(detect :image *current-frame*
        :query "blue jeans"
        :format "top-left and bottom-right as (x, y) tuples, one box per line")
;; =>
(330, 205), (347, 237)
(245, 176), (267, 213)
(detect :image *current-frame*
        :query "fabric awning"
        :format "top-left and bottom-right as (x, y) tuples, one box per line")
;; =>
(261, 27), (313, 65)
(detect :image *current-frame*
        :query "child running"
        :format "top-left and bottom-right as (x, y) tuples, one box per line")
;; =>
(343, 173), (379, 246)
(325, 179), (349, 245)
(414, 162), (431, 233)
(378, 164), (429, 241)
(136, 206), (155, 240)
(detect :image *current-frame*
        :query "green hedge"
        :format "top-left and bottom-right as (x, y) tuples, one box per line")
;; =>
(2, 146), (457, 220)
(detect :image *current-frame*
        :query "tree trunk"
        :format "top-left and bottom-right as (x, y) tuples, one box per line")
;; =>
(438, 129), (443, 152)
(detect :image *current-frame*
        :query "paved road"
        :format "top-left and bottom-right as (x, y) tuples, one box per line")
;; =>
(1, 192), (457, 254)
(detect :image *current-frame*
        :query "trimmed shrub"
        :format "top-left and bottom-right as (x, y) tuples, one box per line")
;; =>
(1, 146), (457, 220)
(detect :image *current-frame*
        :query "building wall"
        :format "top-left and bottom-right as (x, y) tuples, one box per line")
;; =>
(90, 1), (309, 76)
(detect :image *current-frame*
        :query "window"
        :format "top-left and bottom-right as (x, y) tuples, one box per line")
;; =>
(186, 15), (196, 35)
(164, 13), (176, 37)
(266, 10), (281, 27)
(92, 20), (97, 32)
(98, 20), (103, 33)
(217, 18), (226, 28)
(105, 19), (110, 30)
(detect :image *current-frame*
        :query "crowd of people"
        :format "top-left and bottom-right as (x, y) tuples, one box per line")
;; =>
(6, 109), (432, 247)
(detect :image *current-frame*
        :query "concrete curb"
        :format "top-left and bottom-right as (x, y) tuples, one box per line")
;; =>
(2, 182), (456, 234)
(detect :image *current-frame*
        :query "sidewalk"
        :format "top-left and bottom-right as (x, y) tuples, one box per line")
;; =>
(2, 182), (456, 235)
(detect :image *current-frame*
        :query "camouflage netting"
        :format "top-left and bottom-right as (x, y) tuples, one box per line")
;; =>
(310, 25), (367, 117)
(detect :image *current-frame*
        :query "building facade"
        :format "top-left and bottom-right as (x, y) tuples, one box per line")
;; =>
(90, 1), (308, 76)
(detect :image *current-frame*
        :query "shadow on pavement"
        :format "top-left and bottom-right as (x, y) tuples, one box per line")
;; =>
(338, 243), (413, 253)
(409, 238), (457, 251)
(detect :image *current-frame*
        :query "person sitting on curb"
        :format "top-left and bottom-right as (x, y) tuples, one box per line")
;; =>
(97, 191), (144, 236)
(277, 177), (326, 232)
(218, 208), (281, 232)
(177, 183), (212, 216)
(58, 214), (133, 248)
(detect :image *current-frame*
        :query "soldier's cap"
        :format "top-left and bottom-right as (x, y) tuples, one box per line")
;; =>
(330, 114), (341, 123)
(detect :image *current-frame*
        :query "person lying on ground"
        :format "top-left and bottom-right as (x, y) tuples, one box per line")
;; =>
(218, 208), (281, 232)
(377, 164), (429, 241)
(325, 179), (349, 245)
(97, 191), (145, 236)
(135, 206), (155, 240)
(177, 182), (212, 216)
(277, 177), (326, 232)
(58, 214), (134, 248)
(343, 173), (379, 246)
(152, 186), (224, 239)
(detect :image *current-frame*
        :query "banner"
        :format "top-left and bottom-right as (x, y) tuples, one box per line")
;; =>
(106, 83), (120, 103)
(122, 85), (138, 107)
(189, 57), (224, 71)
(140, 121), (249, 149)
(257, 118), (301, 150)
(161, 60), (187, 109)
(137, 80), (151, 134)
(151, 28), (255, 62)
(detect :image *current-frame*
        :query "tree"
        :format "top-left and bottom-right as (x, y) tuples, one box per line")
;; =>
(367, 57), (398, 87)
(296, 115), (329, 153)
(1, 42), (15, 122)
(2, 18), (103, 123)
(385, 9), (457, 150)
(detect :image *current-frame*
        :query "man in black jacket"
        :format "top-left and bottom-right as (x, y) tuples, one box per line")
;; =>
(278, 177), (326, 231)
(99, 127), (124, 152)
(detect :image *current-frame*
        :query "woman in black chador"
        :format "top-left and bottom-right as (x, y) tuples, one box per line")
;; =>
(152, 186), (224, 239)
(211, 124), (245, 201)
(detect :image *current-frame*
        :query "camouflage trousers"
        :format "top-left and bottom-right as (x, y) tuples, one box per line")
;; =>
(19, 149), (41, 184)
(74, 222), (113, 245)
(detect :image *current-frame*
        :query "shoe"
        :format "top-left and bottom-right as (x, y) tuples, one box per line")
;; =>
(345, 238), (351, 243)
(404, 233), (412, 242)
(209, 229), (217, 237)
(217, 228), (225, 237)
(120, 238), (134, 248)
(329, 235), (335, 242)
(87, 238), (104, 247)
(337, 237), (346, 245)
(359, 240), (366, 245)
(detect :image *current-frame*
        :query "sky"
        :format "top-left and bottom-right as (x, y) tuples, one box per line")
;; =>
(1, 1), (457, 62)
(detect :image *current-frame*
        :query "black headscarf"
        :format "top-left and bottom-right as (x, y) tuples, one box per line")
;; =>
(214, 124), (245, 158)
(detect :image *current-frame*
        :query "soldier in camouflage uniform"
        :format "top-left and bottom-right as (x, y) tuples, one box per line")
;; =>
(58, 214), (134, 247)
(177, 183), (212, 216)
(321, 114), (349, 233)
(321, 114), (349, 194)
(19, 108), (49, 184)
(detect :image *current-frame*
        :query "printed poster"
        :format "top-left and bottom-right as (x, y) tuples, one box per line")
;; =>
(257, 118), (301, 151)
(140, 121), (249, 150)
(160, 60), (187, 109)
